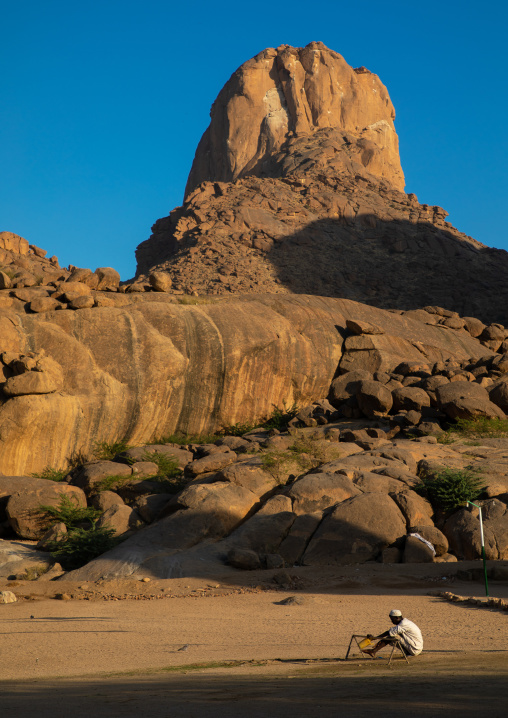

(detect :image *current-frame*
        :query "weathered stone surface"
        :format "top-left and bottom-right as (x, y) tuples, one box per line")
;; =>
(436, 382), (506, 420)
(227, 548), (261, 570)
(94, 267), (120, 290)
(287, 472), (361, 514)
(72, 461), (133, 491)
(278, 512), (322, 565)
(37, 521), (67, 550)
(2, 356), (63, 397)
(29, 297), (61, 313)
(391, 490), (434, 529)
(443, 508), (498, 560)
(0, 590), (17, 603)
(149, 272), (172, 292)
(302, 492), (406, 565)
(186, 452), (237, 476)
(69, 295), (94, 310)
(409, 525), (448, 556)
(346, 319), (384, 335)
(356, 379), (393, 417)
(96, 504), (142, 536)
(4, 480), (86, 539)
(132, 493), (174, 523)
(403, 534), (435, 563)
(185, 42), (404, 197)
(217, 460), (276, 499)
(90, 490), (126, 513)
(392, 387), (430, 412)
(0, 294), (494, 476)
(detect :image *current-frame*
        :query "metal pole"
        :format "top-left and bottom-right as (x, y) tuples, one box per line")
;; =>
(467, 501), (489, 597)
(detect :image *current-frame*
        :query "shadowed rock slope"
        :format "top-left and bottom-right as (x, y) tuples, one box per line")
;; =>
(135, 43), (508, 324)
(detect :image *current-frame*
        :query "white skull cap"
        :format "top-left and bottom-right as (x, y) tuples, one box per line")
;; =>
(389, 609), (402, 617)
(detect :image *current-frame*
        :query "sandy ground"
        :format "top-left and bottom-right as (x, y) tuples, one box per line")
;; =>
(1, 563), (508, 716)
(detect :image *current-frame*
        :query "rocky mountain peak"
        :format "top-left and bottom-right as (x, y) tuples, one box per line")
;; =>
(185, 42), (404, 197)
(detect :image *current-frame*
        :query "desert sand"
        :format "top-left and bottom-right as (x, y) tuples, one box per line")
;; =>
(1, 562), (507, 717)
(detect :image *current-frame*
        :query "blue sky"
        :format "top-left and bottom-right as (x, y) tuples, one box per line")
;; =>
(1, 1), (506, 279)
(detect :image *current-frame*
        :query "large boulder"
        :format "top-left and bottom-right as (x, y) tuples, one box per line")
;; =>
(436, 382), (505, 420)
(287, 472), (361, 514)
(4, 479), (86, 539)
(356, 380), (393, 418)
(302, 492), (406, 565)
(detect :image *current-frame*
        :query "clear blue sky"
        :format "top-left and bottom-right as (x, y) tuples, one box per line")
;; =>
(1, 1), (506, 279)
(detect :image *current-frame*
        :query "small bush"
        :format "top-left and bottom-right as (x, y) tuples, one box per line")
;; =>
(31, 467), (68, 482)
(140, 451), (188, 494)
(96, 474), (134, 493)
(220, 422), (258, 437)
(415, 467), (486, 512)
(23, 564), (50, 581)
(67, 449), (91, 470)
(38, 495), (102, 530)
(454, 417), (508, 438)
(141, 451), (182, 477)
(263, 402), (299, 431)
(151, 433), (220, 445)
(94, 439), (131, 460)
(46, 525), (118, 570)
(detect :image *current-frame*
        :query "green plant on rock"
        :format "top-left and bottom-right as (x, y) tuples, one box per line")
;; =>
(46, 525), (119, 570)
(415, 467), (486, 513)
(38, 495), (102, 530)
(96, 474), (134, 493)
(263, 402), (299, 431)
(151, 433), (220, 445)
(140, 450), (187, 494)
(93, 439), (131, 460)
(31, 466), (68, 482)
(141, 451), (181, 477)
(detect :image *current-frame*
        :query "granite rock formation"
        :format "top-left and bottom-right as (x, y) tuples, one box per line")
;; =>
(135, 43), (508, 324)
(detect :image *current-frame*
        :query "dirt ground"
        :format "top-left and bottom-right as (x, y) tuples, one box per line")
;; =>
(1, 562), (507, 717)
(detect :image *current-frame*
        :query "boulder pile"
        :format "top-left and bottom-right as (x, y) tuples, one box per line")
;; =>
(11, 416), (503, 583)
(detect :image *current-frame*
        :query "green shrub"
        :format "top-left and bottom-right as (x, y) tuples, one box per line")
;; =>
(151, 433), (220, 445)
(46, 525), (118, 570)
(263, 402), (299, 431)
(66, 449), (91, 470)
(93, 439), (131, 460)
(96, 474), (134, 493)
(454, 417), (508, 438)
(415, 467), (486, 512)
(141, 451), (181, 477)
(31, 466), (68, 482)
(38, 495), (102, 529)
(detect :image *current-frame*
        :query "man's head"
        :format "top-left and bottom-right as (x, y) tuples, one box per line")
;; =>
(389, 609), (403, 625)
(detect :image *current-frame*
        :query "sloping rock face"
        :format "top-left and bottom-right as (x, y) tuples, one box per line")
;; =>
(0, 293), (490, 475)
(135, 43), (508, 324)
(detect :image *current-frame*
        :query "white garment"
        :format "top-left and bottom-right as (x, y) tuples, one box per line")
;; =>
(389, 618), (423, 656)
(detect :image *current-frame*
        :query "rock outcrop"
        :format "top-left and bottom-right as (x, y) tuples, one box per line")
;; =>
(185, 42), (404, 195)
(135, 43), (508, 324)
(0, 292), (494, 476)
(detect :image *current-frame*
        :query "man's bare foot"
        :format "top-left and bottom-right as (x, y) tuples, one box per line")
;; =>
(362, 648), (376, 657)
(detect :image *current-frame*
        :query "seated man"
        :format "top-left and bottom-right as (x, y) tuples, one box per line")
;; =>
(362, 609), (423, 657)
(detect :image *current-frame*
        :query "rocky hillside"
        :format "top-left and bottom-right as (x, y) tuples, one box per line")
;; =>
(1, 235), (507, 477)
(135, 43), (508, 324)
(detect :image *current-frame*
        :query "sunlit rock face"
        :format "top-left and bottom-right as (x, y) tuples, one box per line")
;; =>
(185, 42), (404, 197)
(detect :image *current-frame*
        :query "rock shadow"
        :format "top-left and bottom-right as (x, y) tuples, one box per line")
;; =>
(266, 216), (508, 324)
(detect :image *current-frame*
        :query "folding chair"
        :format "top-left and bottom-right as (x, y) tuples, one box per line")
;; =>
(345, 634), (410, 666)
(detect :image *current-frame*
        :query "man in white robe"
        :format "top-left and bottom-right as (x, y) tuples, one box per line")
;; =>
(362, 609), (423, 657)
